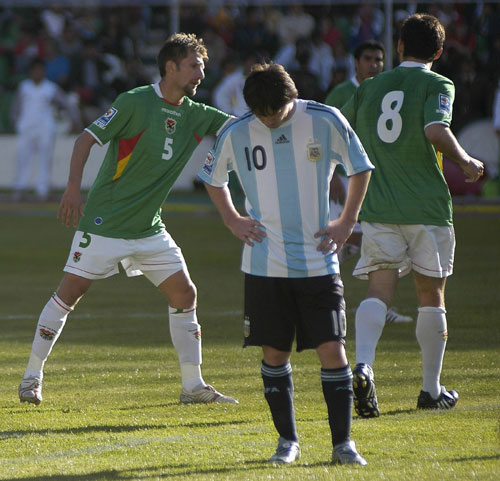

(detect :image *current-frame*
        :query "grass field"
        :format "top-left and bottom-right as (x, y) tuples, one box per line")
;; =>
(0, 197), (499, 480)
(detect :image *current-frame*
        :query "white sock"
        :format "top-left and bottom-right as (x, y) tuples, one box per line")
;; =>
(24, 294), (72, 380)
(416, 306), (447, 399)
(168, 306), (205, 392)
(355, 298), (387, 366)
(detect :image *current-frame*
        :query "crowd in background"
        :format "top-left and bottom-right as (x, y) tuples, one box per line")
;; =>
(1, 3), (499, 138)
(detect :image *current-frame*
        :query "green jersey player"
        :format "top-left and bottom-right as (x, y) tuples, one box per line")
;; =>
(341, 14), (484, 418)
(19, 33), (238, 406)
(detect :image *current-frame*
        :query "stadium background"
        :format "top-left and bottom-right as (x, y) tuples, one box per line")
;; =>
(0, 0), (499, 195)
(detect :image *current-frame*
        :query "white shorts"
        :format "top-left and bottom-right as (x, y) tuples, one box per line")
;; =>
(63, 230), (187, 286)
(353, 222), (455, 280)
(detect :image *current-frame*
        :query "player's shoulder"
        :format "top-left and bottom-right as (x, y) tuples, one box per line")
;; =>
(304, 99), (344, 121)
(213, 111), (253, 150)
(115, 84), (154, 104)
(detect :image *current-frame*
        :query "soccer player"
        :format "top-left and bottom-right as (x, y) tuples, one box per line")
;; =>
(199, 63), (373, 465)
(341, 14), (484, 418)
(325, 40), (385, 109)
(18, 33), (238, 406)
(326, 41), (412, 325)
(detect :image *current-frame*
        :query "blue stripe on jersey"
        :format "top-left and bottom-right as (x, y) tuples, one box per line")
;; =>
(213, 112), (253, 152)
(230, 122), (269, 274)
(271, 125), (306, 276)
(312, 114), (337, 274)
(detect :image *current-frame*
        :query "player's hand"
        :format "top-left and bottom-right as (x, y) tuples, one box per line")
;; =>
(461, 157), (485, 183)
(315, 218), (354, 255)
(57, 184), (84, 227)
(227, 215), (266, 247)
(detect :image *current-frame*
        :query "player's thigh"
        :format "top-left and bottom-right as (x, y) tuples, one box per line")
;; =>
(403, 224), (455, 278)
(413, 271), (447, 307)
(293, 274), (347, 352)
(64, 231), (129, 279)
(127, 230), (188, 285)
(243, 274), (297, 352)
(353, 222), (411, 280)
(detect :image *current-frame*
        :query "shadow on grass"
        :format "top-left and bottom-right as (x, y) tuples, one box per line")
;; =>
(1, 458), (331, 481)
(0, 419), (248, 440)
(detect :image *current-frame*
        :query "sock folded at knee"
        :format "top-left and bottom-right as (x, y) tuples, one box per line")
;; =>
(25, 294), (72, 379)
(416, 306), (447, 399)
(261, 361), (298, 442)
(355, 298), (387, 366)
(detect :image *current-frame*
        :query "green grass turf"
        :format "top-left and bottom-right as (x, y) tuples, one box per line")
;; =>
(0, 199), (499, 480)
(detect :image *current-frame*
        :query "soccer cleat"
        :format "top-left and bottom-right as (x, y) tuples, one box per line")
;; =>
(352, 363), (380, 418)
(268, 437), (300, 464)
(332, 440), (367, 466)
(19, 376), (43, 406)
(386, 307), (413, 323)
(417, 386), (459, 410)
(180, 384), (239, 404)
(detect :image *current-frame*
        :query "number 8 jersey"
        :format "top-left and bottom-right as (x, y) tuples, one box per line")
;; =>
(198, 99), (374, 278)
(342, 61), (455, 226)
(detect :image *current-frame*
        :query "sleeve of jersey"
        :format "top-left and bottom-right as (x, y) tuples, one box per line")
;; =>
(423, 77), (455, 128)
(197, 134), (233, 188)
(85, 93), (135, 146)
(197, 103), (233, 137)
(331, 110), (374, 177)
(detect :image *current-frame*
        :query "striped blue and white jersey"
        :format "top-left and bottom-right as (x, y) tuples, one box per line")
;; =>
(198, 99), (374, 278)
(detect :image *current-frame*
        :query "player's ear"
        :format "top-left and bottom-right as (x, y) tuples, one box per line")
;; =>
(397, 39), (404, 56)
(165, 59), (178, 76)
(432, 47), (443, 61)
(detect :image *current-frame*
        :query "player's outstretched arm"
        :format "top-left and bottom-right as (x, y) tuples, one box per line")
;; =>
(204, 183), (265, 247)
(57, 131), (97, 228)
(425, 124), (484, 183)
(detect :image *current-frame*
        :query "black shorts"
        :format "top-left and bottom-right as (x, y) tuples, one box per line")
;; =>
(243, 273), (346, 352)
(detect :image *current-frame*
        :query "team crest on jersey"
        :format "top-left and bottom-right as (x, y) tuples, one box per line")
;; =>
(73, 251), (82, 263)
(202, 151), (215, 175)
(94, 107), (118, 129)
(165, 118), (177, 134)
(307, 142), (322, 162)
(438, 94), (451, 114)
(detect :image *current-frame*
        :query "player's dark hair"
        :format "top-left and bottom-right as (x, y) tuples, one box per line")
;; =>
(157, 33), (208, 77)
(243, 63), (298, 116)
(354, 40), (385, 60)
(400, 14), (445, 62)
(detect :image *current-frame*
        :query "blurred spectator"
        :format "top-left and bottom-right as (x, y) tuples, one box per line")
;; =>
(41, 7), (69, 41)
(11, 58), (81, 202)
(233, 6), (277, 59)
(13, 25), (46, 76)
(451, 56), (493, 133)
(44, 37), (71, 90)
(277, 5), (315, 46)
(213, 51), (260, 117)
(349, 5), (383, 50)
(288, 37), (324, 101)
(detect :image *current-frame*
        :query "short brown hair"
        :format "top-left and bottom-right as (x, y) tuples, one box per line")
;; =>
(243, 63), (298, 116)
(400, 14), (445, 62)
(157, 33), (208, 77)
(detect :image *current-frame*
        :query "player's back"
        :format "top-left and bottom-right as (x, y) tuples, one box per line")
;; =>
(342, 64), (454, 226)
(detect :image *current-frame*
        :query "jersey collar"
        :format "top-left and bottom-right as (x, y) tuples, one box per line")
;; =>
(398, 60), (430, 70)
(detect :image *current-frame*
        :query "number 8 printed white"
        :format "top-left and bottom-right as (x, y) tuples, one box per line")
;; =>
(377, 91), (404, 143)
